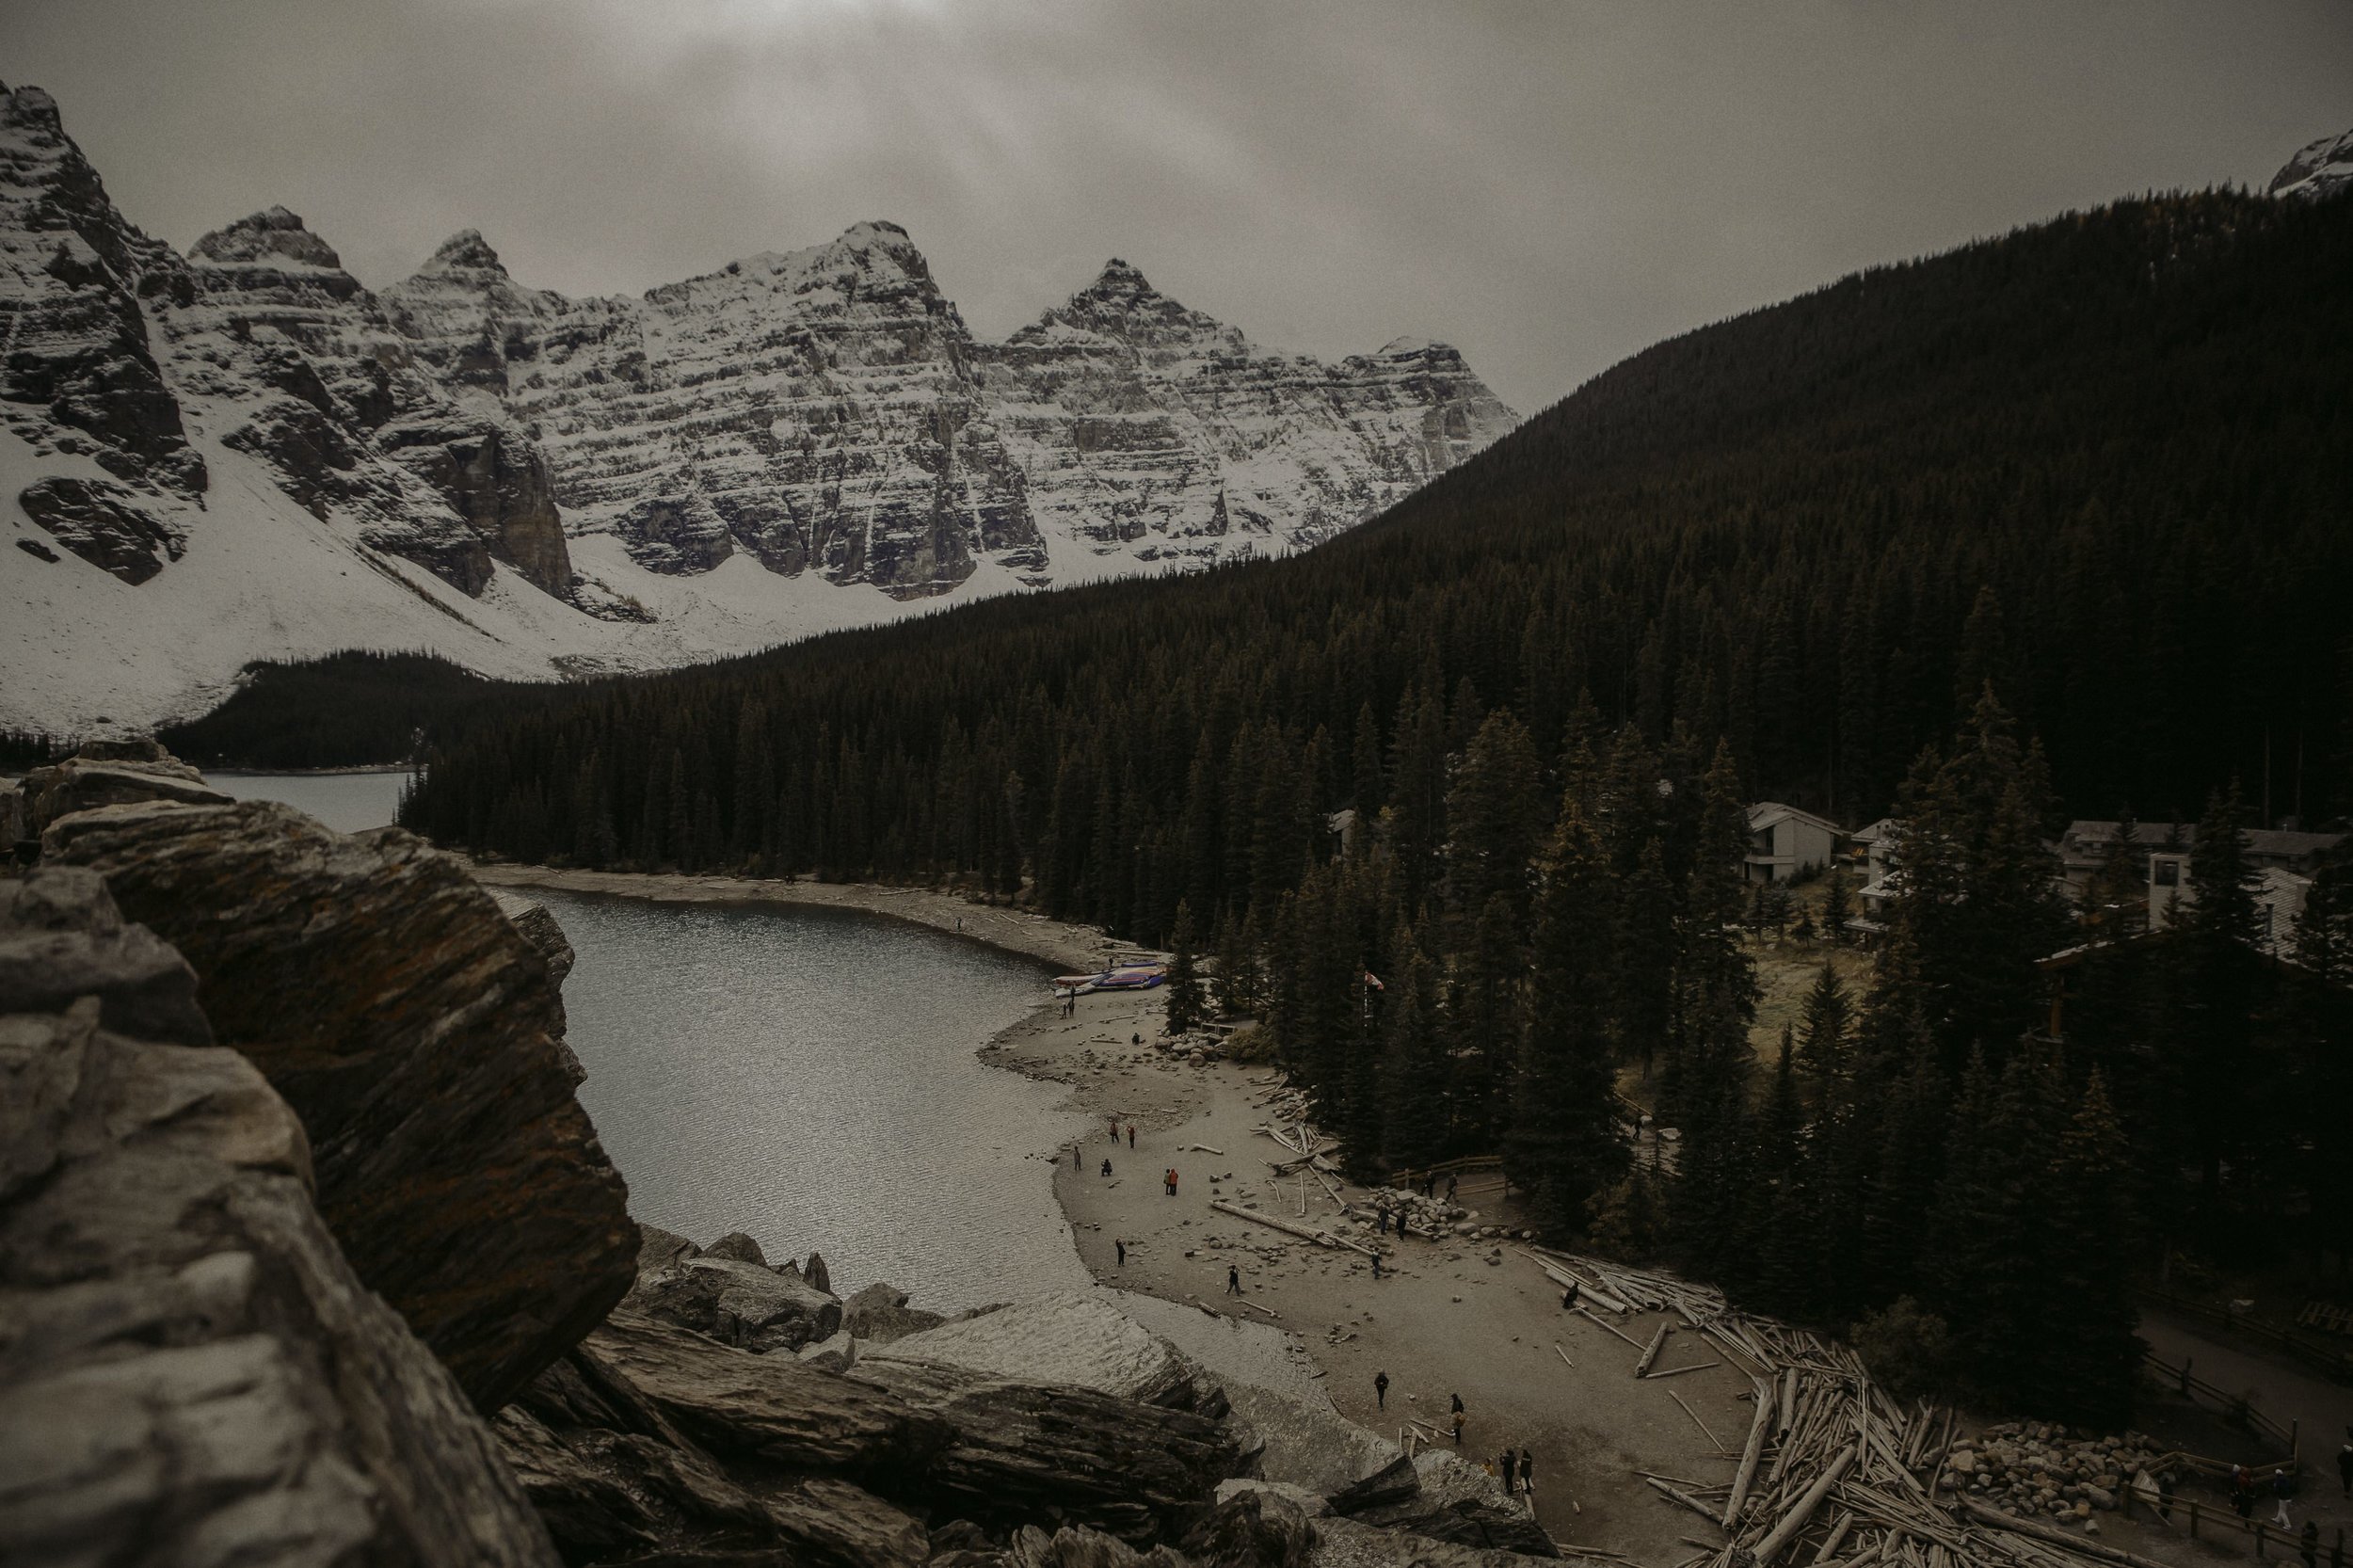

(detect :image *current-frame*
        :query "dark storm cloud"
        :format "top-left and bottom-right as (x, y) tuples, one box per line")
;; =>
(8, 0), (2349, 412)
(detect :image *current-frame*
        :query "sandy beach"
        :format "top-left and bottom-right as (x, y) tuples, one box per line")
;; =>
(472, 863), (2325, 1568)
(481, 861), (1753, 1564)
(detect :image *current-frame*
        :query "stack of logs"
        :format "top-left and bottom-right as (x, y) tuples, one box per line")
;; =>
(1548, 1252), (2175, 1568)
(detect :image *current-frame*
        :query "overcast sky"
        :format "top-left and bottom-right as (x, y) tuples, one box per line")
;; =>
(8, 0), (2348, 413)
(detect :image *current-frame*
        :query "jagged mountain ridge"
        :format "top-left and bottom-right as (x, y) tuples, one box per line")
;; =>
(1, 79), (1516, 728)
(381, 221), (1516, 598)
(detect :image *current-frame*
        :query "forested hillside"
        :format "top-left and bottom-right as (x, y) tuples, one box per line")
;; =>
(391, 186), (2353, 1418)
(398, 188), (2352, 900)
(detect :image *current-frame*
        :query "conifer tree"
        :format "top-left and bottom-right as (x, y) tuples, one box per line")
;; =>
(2036, 1069), (2140, 1425)
(1380, 926), (1452, 1171)
(1795, 963), (1853, 1104)
(1746, 1026), (1811, 1315)
(1510, 801), (1626, 1237)
(1166, 899), (1205, 1034)
(1667, 744), (1760, 1271)
(1820, 867), (1853, 943)
(2162, 783), (2267, 1203)
(1614, 836), (1678, 1081)
(2082, 811), (2149, 938)
(1872, 688), (2071, 1072)
(1446, 708), (1546, 928)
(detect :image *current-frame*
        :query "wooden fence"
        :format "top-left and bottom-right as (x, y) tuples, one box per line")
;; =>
(2118, 1483), (2345, 1564)
(2141, 1346), (2302, 1458)
(2142, 1287), (2353, 1385)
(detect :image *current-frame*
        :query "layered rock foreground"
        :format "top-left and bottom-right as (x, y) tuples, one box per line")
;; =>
(45, 796), (638, 1413)
(1, 79), (1515, 729)
(1, 744), (1558, 1568)
(0, 877), (558, 1566)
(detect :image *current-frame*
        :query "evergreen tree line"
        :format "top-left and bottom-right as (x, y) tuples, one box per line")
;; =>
(397, 189), (2350, 897)
(376, 191), (2353, 1428)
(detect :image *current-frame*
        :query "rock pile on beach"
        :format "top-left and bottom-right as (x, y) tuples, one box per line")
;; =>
(1354, 1186), (1538, 1243)
(1944, 1424), (2173, 1520)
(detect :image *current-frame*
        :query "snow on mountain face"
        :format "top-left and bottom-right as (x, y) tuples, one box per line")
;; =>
(2270, 127), (2353, 201)
(0, 84), (202, 584)
(3, 82), (1516, 731)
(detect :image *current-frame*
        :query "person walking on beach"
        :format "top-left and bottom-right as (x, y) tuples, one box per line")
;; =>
(1498, 1448), (1516, 1496)
(1376, 1209), (1388, 1236)
(1110, 1115), (1120, 1138)
(1227, 1264), (1241, 1295)
(1450, 1409), (1465, 1445)
(1374, 1370), (1389, 1411)
(1128, 1123), (1136, 1148)
(2272, 1466), (2295, 1528)
(1447, 1176), (1458, 1203)
(1370, 1252), (1383, 1279)
(1170, 1169), (1179, 1196)
(2232, 1466), (2254, 1520)
(1518, 1449), (1534, 1498)
(1115, 1238), (1127, 1267)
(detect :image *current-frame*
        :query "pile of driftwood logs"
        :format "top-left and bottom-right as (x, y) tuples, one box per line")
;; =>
(1546, 1252), (2178, 1568)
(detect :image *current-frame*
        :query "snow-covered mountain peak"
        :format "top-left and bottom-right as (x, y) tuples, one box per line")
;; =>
(415, 228), (508, 278)
(2270, 127), (2353, 202)
(189, 206), (344, 271)
(1, 82), (61, 129)
(1026, 257), (1248, 362)
(6, 82), (1518, 731)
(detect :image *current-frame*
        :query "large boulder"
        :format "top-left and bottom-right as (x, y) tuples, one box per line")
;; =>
(579, 1308), (935, 1473)
(630, 1254), (845, 1353)
(1307, 1515), (1558, 1568)
(44, 798), (637, 1412)
(853, 1354), (1244, 1542)
(843, 1280), (949, 1345)
(864, 1295), (1201, 1407)
(0, 998), (558, 1565)
(1216, 1382), (1417, 1514)
(500, 1327), (930, 1568)
(0, 865), (210, 1044)
(20, 742), (230, 835)
(1351, 1451), (1556, 1557)
(1183, 1487), (1321, 1568)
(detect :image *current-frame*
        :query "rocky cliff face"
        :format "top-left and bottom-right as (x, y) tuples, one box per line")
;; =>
(4, 81), (1514, 729)
(45, 797), (639, 1412)
(0, 867), (561, 1566)
(0, 84), (203, 584)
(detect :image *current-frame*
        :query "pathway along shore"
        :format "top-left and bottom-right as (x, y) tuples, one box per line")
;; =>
(471, 864), (2252, 1568)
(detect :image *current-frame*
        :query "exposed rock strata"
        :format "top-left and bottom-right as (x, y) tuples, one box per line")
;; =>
(20, 741), (230, 834)
(863, 1295), (1204, 1407)
(0, 990), (558, 1565)
(0, 863), (208, 1042)
(45, 796), (637, 1411)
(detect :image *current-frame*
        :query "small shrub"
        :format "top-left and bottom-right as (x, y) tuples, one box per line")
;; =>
(1851, 1296), (1954, 1402)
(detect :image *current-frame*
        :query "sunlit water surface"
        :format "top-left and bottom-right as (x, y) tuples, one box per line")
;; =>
(199, 776), (1088, 1307)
